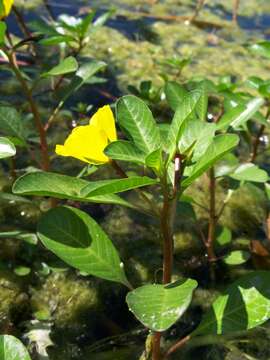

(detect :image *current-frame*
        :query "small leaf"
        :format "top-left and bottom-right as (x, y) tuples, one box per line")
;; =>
(126, 278), (197, 331)
(194, 271), (270, 335)
(229, 163), (269, 183)
(0, 107), (26, 141)
(116, 95), (160, 154)
(80, 176), (157, 197)
(104, 140), (145, 164)
(60, 61), (106, 102)
(230, 97), (264, 129)
(13, 172), (134, 209)
(39, 35), (74, 45)
(164, 81), (187, 111)
(248, 41), (270, 59)
(14, 266), (31, 276)
(0, 231), (38, 245)
(223, 250), (250, 265)
(195, 80), (208, 121)
(37, 206), (130, 286)
(0, 335), (31, 360)
(215, 226), (232, 248)
(145, 148), (162, 172)
(0, 137), (16, 159)
(42, 56), (78, 77)
(216, 104), (246, 131)
(183, 134), (239, 187)
(166, 89), (202, 160)
(0, 21), (7, 43)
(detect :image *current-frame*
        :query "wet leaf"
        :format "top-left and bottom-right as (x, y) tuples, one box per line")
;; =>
(126, 278), (197, 331)
(0, 335), (31, 360)
(37, 206), (130, 286)
(194, 271), (270, 335)
(223, 250), (251, 265)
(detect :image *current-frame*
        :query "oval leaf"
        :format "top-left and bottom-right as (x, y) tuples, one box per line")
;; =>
(0, 137), (16, 159)
(116, 95), (160, 154)
(105, 140), (146, 164)
(80, 176), (157, 197)
(166, 89), (202, 160)
(42, 56), (78, 77)
(37, 206), (130, 286)
(164, 81), (187, 111)
(0, 335), (31, 360)
(229, 163), (269, 183)
(223, 250), (250, 265)
(126, 278), (197, 331)
(195, 271), (270, 335)
(183, 134), (239, 187)
(12, 172), (134, 208)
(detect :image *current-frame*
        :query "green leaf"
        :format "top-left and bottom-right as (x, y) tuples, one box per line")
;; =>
(166, 89), (202, 160)
(39, 35), (74, 45)
(216, 104), (246, 131)
(183, 134), (239, 187)
(42, 56), (78, 77)
(116, 95), (160, 154)
(60, 61), (106, 102)
(14, 266), (31, 276)
(37, 206), (130, 286)
(104, 140), (145, 164)
(0, 137), (16, 159)
(223, 250), (250, 265)
(12, 172), (134, 209)
(194, 271), (270, 335)
(230, 98), (264, 129)
(145, 148), (162, 173)
(93, 8), (115, 28)
(126, 278), (197, 331)
(0, 21), (6, 44)
(248, 41), (270, 59)
(0, 231), (38, 245)
(229, 163), (269, 183)
(164, 81), (187, 111)
(195, 80), (208, 121)
(0, 107), (26, 141)
(0, 335), (31, 360)
(80, 176), (157, 197)
(215, 226), (232, 248)
(179, 120), (216, 161)
(265, 183), (270, 200)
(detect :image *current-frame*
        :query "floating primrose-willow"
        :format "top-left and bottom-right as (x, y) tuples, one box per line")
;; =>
(12, 86), (270, 360)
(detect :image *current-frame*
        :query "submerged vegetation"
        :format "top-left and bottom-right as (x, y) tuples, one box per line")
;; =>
(1, 1), (270, 359)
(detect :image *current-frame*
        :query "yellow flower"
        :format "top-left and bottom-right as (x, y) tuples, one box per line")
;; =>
(56, 105), (117, 164)
(0, 0), (14, 19)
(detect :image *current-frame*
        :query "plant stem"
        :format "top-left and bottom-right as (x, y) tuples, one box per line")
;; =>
(250, 124), (265, 162)
(6, 50), (50, 171)
(152, 154), (184, 360)
(164, 334), (191, 358)
(206, 167), (216, 263)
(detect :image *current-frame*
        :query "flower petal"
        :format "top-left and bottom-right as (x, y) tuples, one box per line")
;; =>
(55, 125), (109, 164)
(90, 105), (117, 142)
